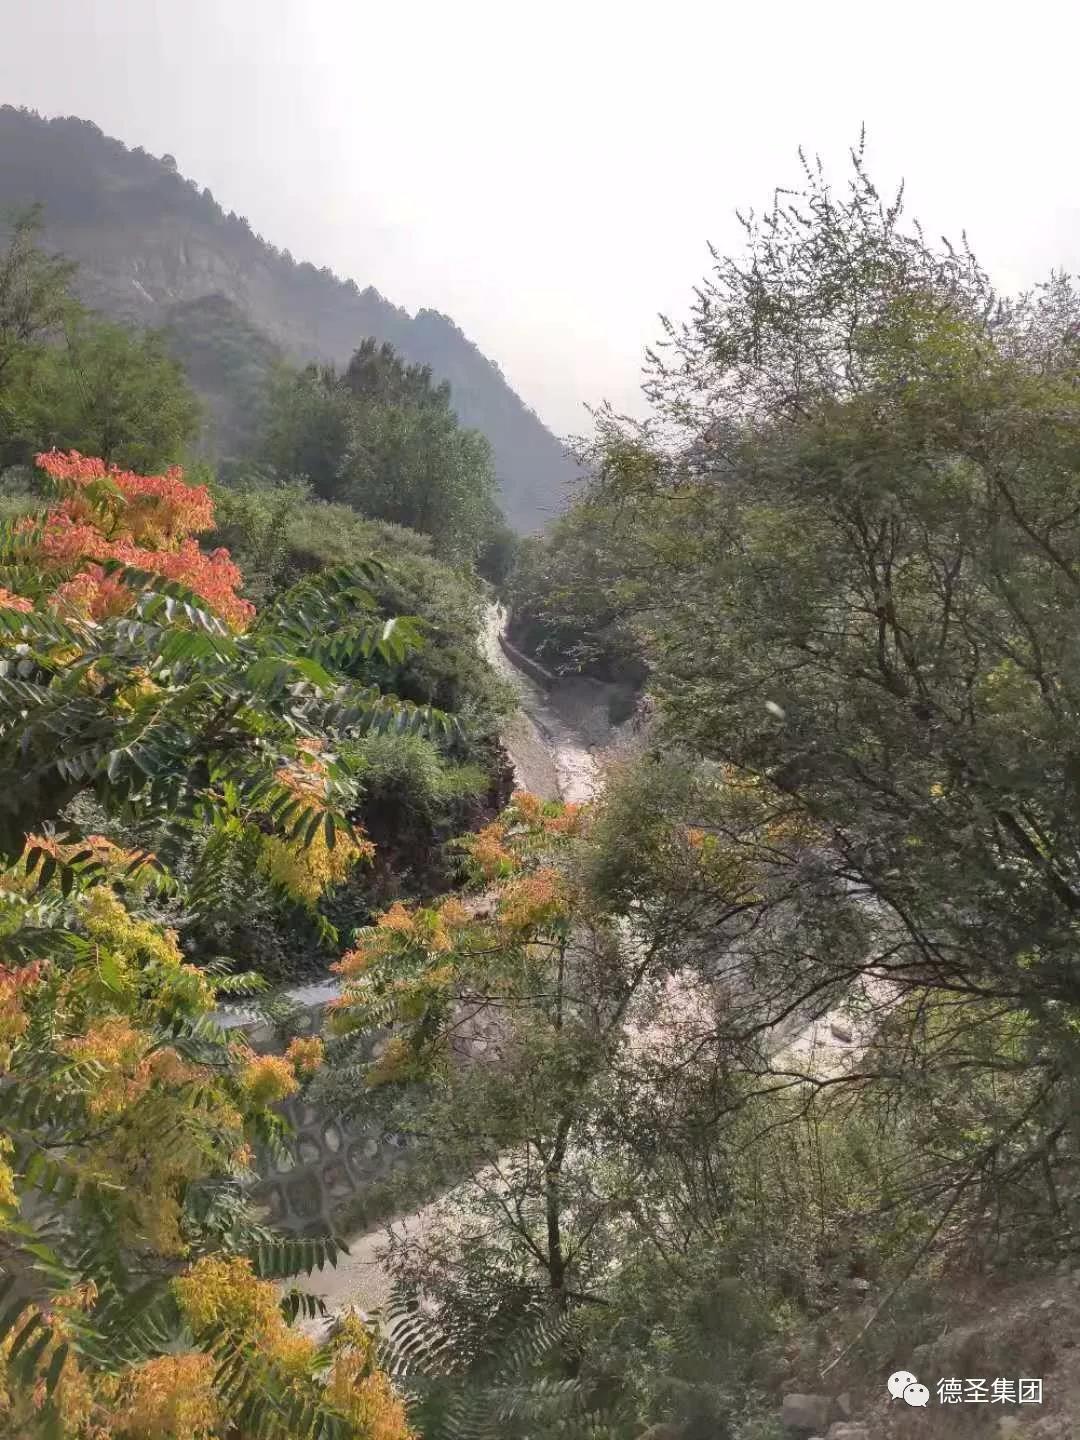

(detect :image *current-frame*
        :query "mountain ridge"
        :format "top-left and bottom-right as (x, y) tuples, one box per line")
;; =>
(0, 105), (576, 529)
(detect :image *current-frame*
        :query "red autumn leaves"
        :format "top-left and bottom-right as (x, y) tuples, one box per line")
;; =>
(13, 450), (254, 629)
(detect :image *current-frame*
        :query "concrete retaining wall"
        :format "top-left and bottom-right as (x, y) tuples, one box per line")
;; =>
(498, 632), (555, 689)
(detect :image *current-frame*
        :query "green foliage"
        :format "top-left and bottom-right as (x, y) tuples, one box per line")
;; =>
(0, 206), (77, 461)
(260, 341), (502, 565)
(382, 1271), (610, 1440)
(208, 476), (513, 723)
(0, 557), (443, 861)
(0, 450), (428, 1434)
(503, 449), (653, 684)
(0, 868), (370, 1438)
(0, 210), (200, 473)
(13, 313), (201, 469)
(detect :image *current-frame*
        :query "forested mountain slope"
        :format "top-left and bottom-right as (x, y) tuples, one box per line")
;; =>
(0, 105), (577, 528)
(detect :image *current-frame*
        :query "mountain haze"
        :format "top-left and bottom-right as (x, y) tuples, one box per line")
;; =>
(0, 105), (577, 529)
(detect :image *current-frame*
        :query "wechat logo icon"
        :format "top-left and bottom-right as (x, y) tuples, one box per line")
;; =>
(888, 1370), (930, 1407)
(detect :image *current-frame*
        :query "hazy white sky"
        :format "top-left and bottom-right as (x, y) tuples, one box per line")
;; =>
(2, 0), (1079, 435)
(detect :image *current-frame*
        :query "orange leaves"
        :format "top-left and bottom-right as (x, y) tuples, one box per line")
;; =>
(0, 586), (32, 613)
(509, 791), (587, 837)
(496, 866), (569, 933)
(378, 900), (416, 935)
(0, 959), (47, 1069)
(111, 1352), (220, 1440)
(284, 1034), (324, 1077)
(466, 821), (516, 879)
(332, 796), (584, 1079)
(334, 896), (469, 983)
(35, 450), (215, 540)
(509, 789), (544, 822)
(41, 534), (253, 629)
(62, 1018), (209, 1118)
(25, 450), (255, 630)
(541, 801), (585, 836)
(465, 795), (587, 880)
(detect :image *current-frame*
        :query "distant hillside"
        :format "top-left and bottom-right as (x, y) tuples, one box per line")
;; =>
(0, 105), (577, 529)
(162, 294), (283, 460)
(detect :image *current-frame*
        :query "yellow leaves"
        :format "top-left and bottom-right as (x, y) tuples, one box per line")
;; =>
(325, 1311), (416, 1440)
(365, 1034), (421, 1088)
(271, 1325), (319, 1379)
(235, 1048), (299, 1106)
(260, 828), (372, 904)
(436, 897), (471, 929)
(111, 1352), (220, 1440)
(284, 1034), (324, 1077)
(63, 1016), (154, 1116)
(976, 656), (1042, 720)
(62, 1021), (209, 1120)
(332, 795), (587, 1079)
(174, 1255), (282, 1340)
(0, 879), (420, 1439)
(114, 669), (160, 714)
(327, 1362), (416, 1440)
(762, 810), (821, 848)
(82, 888), (190, 978)
(174, 1255), (319, 1384)
(0, 1309), (95, 1436)
(422, 963), (455, 991)
(0, 1135), (16, 1212)
(56, 1012), (241, 1255)
(259, 745), (377, 902)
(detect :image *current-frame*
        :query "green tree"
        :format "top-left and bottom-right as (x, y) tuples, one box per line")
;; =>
(260, 343), (501, 565)
(550, 144), (1080, 1259)
(23, 314), (201, 468)
(0, 205), (77, 459)
(261, 362), (354, 500)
